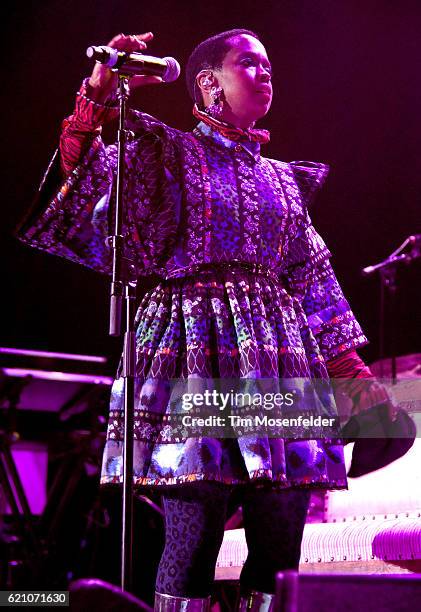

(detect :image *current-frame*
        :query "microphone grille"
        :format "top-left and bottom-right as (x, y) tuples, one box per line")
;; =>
(162, 57), (181, 83)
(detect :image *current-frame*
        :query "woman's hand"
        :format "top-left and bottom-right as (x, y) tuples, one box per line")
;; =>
(352, 380), (398, 421)
(87, 32), (162, 102)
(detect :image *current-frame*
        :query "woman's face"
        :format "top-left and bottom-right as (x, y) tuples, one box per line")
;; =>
(215, 34), (273, 129)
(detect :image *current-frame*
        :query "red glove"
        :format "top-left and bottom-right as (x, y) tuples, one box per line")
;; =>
(326, 350), (397, 421)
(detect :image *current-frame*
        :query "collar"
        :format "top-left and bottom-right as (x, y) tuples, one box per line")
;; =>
(193, 104), (270, 144)
(194, 122), (262, 159)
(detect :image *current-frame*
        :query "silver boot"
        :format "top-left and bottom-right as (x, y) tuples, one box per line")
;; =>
(154, 592), (211, 611)
(237, 590), (275, 611)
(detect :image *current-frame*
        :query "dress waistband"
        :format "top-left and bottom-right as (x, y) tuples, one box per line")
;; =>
(164, 262), (281, 283)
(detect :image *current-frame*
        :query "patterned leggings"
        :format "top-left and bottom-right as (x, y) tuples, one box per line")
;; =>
(155, 482), (311, 598)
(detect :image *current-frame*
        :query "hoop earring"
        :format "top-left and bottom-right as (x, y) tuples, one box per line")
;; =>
(206, 86), (223, 119)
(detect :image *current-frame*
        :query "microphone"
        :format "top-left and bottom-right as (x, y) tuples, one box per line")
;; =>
(86, 45), (180, 82)
(362, 234), (421, 275)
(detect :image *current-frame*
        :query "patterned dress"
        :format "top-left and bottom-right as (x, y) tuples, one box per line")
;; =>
(18, 91), (368, 490)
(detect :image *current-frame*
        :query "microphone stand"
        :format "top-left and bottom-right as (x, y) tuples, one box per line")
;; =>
(362, 235), (421, 385)
(108, 73), (137, 592)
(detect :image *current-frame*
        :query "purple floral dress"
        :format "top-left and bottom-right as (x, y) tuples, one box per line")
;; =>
(19, 106), (368, 490)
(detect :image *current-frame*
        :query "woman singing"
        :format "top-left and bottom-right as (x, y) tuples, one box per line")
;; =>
(19, 28), (391, 612)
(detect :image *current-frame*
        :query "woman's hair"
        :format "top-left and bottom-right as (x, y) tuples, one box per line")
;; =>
(186, 28), (259, 105)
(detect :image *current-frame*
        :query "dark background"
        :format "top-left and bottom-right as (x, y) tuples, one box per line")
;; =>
(2, 0), (420, 370)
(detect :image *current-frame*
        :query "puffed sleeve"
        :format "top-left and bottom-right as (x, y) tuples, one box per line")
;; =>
(16, 84), (180, 276)
(281, 161), (368, 361)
